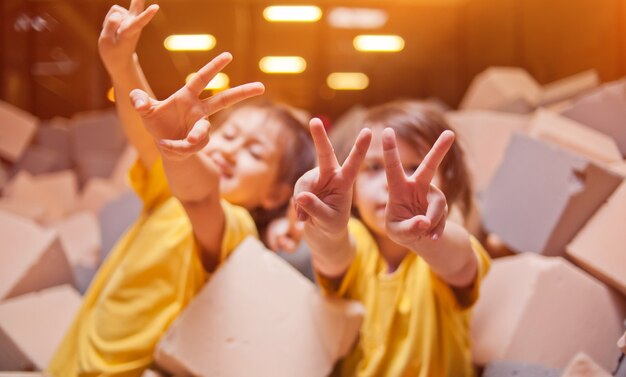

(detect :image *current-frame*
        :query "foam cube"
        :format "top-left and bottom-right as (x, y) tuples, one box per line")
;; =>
(539, 70), (599, 106)
(460, 67), (542, 113)
(0, 285), (81, 371)
(560, 353), (612, 377)
(0, 211), (74, 299)
(482, 133), (622, 256)
(76, 178), (122, 216)
(566, 182), (626, 295)
(561, 79), (626, 156)
(530, 109), (622, 164)
(98, 191), (142, 260)
(154, 237), (364, 377)
(471, 253), (626, 371)
(0, 101), (38, 162)
(3, 170), (78, 224)
(446, 110), (530, 198)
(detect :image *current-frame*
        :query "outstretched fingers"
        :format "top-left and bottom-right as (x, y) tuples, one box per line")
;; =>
(382, 128), (407, 195)
(202, 82), (265, 115)
(128, 0), (145, 14)
(185, 53), (233, 95)
(340, 128), (372, 183)
(132, 4), (159, 29)
(412, 130), (455, 186)
(309, 118), (339, 178)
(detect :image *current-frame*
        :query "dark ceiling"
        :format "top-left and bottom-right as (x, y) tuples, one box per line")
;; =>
(2, 0), (625, 122)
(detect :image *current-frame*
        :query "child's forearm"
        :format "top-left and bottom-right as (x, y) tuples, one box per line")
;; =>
(110, 54), (160, 168)
(160, 152), (220, 204)
(410, 221), (478, 288)
(161, 152), (225, 269)
(305, 226), (355, 279)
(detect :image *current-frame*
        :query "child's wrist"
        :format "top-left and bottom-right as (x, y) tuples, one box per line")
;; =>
(104, 56), (136, 76)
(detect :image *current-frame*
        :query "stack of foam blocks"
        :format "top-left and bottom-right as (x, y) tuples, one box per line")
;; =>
(451, 68), (626, 376)
(0, 103), (139, 373)
(2, 66), (626, 376)
(0, 102), (365, 376)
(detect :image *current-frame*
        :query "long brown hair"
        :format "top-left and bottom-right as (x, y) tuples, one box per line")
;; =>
(331, 99), (473, 220)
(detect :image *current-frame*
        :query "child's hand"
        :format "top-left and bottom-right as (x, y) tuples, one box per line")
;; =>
(98, 0), (159, 74)
(294, 119), (371, 236)
(130, 53), (265, 159)
(383, 128), (454, 249)
(265, 200), (303, 253)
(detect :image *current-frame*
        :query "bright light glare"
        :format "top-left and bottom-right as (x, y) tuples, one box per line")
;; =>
(328, 7), (387, 29)
(353, 35), (405, 52)
(327, 72), (369, 90)
(107, 87), (115, 102)
(259, 56), (307, 74)
(164, 34), (216, 51)
(263, 6), (322, 22)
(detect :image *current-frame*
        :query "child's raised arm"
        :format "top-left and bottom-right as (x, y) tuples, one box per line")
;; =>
(294, 119), (371, 279)
(98, 0), (160, 168)
(130, 53), (264, 270)
(382, 129), (478, 288)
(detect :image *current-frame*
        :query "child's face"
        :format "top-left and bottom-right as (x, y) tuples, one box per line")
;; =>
(354, 126), (441, 237)
(202, 107), (286, 210)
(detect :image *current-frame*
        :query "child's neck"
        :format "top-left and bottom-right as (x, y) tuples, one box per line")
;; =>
(374, 233), (410, 274)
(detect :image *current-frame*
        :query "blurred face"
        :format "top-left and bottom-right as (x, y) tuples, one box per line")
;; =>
(354, 126), (441, 236)
(202, 107), (286, 210)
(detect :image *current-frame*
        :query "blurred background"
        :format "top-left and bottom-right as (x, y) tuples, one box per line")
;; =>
(1, 0), (626, 375)
(2, 0), (626, 120)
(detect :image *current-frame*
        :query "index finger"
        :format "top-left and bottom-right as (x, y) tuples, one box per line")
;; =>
(129, 0), (145, 14)
(309, 118), (339, 176)
(382, 128), (407, 192)
(186, 52), (233, 95)
(131, 4), (159, 29)
(411, 130), (455, 185)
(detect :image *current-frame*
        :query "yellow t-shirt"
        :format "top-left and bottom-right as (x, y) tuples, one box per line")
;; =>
(48, 159), (258, 377)
(318, 219), (490, 377)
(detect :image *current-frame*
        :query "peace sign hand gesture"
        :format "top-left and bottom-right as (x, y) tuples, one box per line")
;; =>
(383, 128), (455, 250)
(129, 53), (265, 159)
(98, 0), (159, 74)
(294, 119), (372, 236)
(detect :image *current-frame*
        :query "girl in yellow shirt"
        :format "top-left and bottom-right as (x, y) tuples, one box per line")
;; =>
(48, 1), (314, 376)
(294, 100), (490, 377)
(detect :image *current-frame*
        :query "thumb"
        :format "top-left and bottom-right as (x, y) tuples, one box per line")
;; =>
(129, 89), (154, 116)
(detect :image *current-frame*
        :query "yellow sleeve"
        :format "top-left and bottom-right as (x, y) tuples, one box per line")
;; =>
(432, 235), (492, 310)
(315, 218), (374, 298)
(218, 199), (260, 264)
(128, 158), (172, 211)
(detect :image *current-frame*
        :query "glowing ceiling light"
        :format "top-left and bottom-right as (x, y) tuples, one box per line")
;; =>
(185, 72), (230, 90)
(107, 87), (115, 102)
(259, 56), (307, 74)
(263, 6), (322, 22)
(327, 72), (369, 90)
(164, 34), (216, 51)
(328, 7), (387, 29)
(353, 35), (405, 52)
